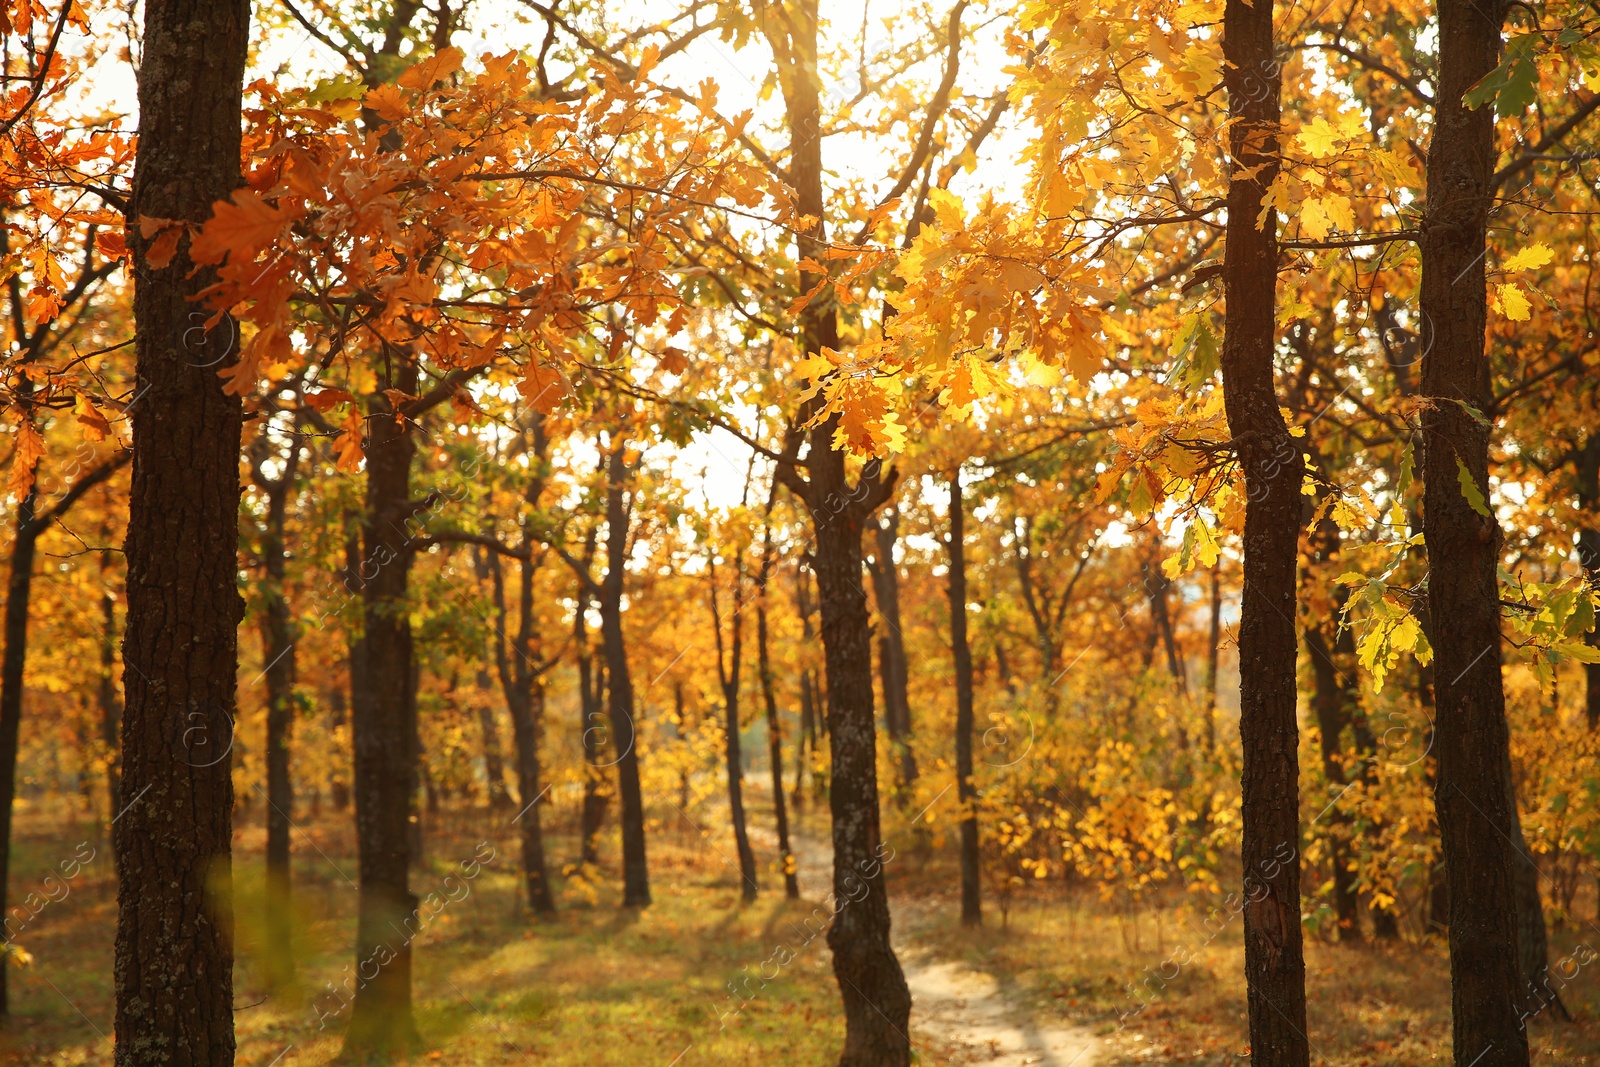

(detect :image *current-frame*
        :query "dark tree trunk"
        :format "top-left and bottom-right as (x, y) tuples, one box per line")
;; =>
(345, 355), (422, 1055)
(711, 552), (759, 901)
(1144, 559), (1187, 695)
(1220, 1), (1308, 1062)
(474, 671), (510, 809)
(1506, 745), (1568, 1021)
(868, 508), (917, 790)
(116, 2), (248, 1060)
(758, 504), (800, 900)
(1305, 624), (1361, 940)
(574, 532), (608, 866)
(1420, 1), (1531, 1062)
(0, 489), (39, 1018)
(600, 444), (650, 906)
(793, 566), (818, 812)
(253, 430), (302, 991)
(947, 471), (981, 927)
(1576, 439), (1599, 730)
(763, 0), (908, 1056)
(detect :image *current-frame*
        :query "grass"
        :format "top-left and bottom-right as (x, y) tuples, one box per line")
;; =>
(7, 797), (1600, 1065)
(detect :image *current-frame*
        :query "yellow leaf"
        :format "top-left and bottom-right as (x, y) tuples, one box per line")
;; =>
(1503, 243), (1554, 273)
(1296, 117), (1341, 159)
(1299, 198), (1331, 241)
(1496, 282), (1532, 321)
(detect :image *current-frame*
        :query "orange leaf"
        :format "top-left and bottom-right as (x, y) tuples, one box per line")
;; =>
(333, 410), (366, 473)
(191, 190), (287, 265)
(8, 420), (43, 502)
(519, 361), (569, 414)
(364, 83), (408, 122)
(397, 47), (465, 90)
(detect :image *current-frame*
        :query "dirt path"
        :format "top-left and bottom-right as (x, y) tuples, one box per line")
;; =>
(757, 806), (1103, 1067)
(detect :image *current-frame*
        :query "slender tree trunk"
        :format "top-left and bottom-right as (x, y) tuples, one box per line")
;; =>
(794, 669), (814, 812)
(0, 492), (39, 1016)
(869, 510), (917, 790)
(601, 445), (650, 906)
(345, 355), (422, 1054)
(474, 672), (510, 809)
(1220, 1), (1308, 1062)
(116, 3), (248, 1060)
(947, 472), (981, 927)
(1305, 625), (1361, 940)
(1577, 439), (1599, 730)
(574, 543), (609, 866)
(758, 510), (800, 900)
(259, 471), (297, 989)
(1420, 2), (1530, 1062)
(711, 555), (759, 901)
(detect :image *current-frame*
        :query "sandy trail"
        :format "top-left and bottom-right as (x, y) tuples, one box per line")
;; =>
(747, 793), (1103, 1067)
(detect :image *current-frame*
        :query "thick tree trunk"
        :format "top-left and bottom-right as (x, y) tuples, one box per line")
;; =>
(345, 356), (422, 1055)
(1220, 1), (1308, 1062)
(0, 492), (39, 1016)
(601, 445), (650, 906)
(758, 513), (800, 900)
(1420, 2), (1530, 1062)
(947, 472), (982, 927)
(116, 2), (248, 1060)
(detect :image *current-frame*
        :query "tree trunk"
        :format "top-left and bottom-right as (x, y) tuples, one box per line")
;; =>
(474, 672), (510, 809)
(0, 491), (39, 1017)
(1506, 745), (1568, 1021)
(947, 472), (981, 927)
(600, 444), (650, 906)
(258, 459), (298, 990)
(1220, 1), (1309, 1062)
(1420, 1), (1530, 1062)
(345, 355), (423, 1055)
(116, 2), (249, 1060)
(868, 508), (917, 790)
(574, 537), (608, 866)
(1576, 439), (1599, 730)
(1305, 624), (1361, 940)
(711, 551), (759, 901)
(758, 508), (800, 900)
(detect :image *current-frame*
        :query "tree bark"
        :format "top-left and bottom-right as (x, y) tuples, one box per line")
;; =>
(947, 471), (981, 927)
(1304, 624), (1361, 940)
(600, 443), (650, 906)
(0, 487), (40, 1018)
(1220, 1), (1308, 1062)
(116, 3), (248, 1061)
(1420, 1), (1531, 1062)
(573, 530), (608, 866)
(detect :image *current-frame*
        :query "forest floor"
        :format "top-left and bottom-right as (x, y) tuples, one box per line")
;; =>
(4, 794), (1600, 1066)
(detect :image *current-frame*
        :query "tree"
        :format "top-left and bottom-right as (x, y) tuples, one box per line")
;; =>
(115, 1), (250, 1062)
(1419, 2), (1533, 1062)
(946, 468), (980, 926)
(1219, 0), (1309, 1061)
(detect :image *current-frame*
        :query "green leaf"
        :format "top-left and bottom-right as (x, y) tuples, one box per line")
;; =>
(1170, 311), (1219, 391)
(1456, 457), (1491, 519)
(1464, 34), (1540, 118)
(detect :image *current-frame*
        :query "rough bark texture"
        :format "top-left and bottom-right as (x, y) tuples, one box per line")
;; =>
(345, 357), (423, 1055)
(104, 101), (231, 1067)
(947, 472), (981, 927)
(1220, 1), (1309, 1062)
(711, 552), (759, 900)
(115, 3), (249, 1061)
(601, 444), (650, 906)
(1420, 1), (1531, 1062)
